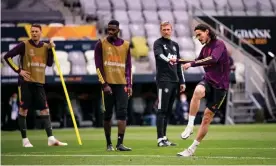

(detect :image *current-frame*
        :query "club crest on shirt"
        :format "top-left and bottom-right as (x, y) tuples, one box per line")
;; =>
(164, 88), (169, 93)
(173, 46), (176, 51)
(107, 47), (113, 56)
(29, 49), (35, 56)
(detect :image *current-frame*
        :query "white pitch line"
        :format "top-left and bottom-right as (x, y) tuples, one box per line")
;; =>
(2, 154), (276, 160)
(202, 148), (276, 150)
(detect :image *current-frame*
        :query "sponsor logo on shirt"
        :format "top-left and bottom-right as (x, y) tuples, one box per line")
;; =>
(104, 61), (125, 68)
(29, 49), (35, 56)
(168, 53), (177, 59)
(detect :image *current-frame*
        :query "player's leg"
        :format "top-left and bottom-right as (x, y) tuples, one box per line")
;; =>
(181, 81), (207, 139)
(177, 108), (214, 156)
(178, 88), (227, 157)
(18, 83), (33, 147)
(163, 82), (177, 146)
(114, 85), (131, 151)
(35, 85), (67, 146)
(156, 82), (171, 147)
(102, 86), (115, 151)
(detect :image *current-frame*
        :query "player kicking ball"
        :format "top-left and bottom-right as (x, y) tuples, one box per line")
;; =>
(4, 24), (67, 147)
(177, 24), (230, 157)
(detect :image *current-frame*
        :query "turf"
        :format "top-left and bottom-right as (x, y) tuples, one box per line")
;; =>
(1, 124), (276, 165)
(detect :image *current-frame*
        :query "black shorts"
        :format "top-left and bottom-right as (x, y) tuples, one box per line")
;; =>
(102, 84), (128, 120)
(18, 82), (48, 110)
(198, 80), (227, 113)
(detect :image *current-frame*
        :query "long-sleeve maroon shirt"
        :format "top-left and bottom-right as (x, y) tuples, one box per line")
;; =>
(3, 39), (53, 83)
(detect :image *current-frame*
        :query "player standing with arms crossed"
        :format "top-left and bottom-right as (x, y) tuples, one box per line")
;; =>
(94, 20), (132, 151)
(4, 24), (67, 147)
(153, 21), (186, 147)
(177, 24), (230, 156)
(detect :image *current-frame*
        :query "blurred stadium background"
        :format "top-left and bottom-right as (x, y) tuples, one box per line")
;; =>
(1, 0), (276, 130)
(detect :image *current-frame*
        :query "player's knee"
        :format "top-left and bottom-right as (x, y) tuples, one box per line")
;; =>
(19, 108), (28, 116)
(40, 109), (49, 115)
(193, 86), (205, 99)
(104, 112), (113, 121)
(116, 111), (127, 121)
(202, 116), (212, 126)
(156, 110), (166, 117)
(202, 110), (214, 125)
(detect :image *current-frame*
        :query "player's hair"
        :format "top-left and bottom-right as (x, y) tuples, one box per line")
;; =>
(108, 20), (120, 27)
(31, 24), (42, 31)
(160, 21), (172, 30)
(194, 24), (216, 40)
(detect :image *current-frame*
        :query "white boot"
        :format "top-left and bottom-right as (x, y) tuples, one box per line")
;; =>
(22, 138), (33, 147)
(48, 136), (68, 146)
(181, 125), (194, 139)
(177, 148), (195, 157)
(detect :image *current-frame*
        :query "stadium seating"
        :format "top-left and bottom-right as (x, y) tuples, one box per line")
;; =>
(171, 0), (188, 11)
(3, 0), (275, 76)
(143, 10), (159, 24)
(119, 24), (131, 40)
(84, 50), (95, 62)
(131, 37), (149, 59)
(144, 24), (160, 38)
(141, 0), (158, 11)
(45, 66), (54, 76)
(125, 0), (142, 10)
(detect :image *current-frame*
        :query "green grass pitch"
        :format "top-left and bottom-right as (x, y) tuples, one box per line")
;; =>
(1, 124), (276, 165)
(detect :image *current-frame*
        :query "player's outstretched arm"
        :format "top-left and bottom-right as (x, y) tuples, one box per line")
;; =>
(190, 43), (224, 67)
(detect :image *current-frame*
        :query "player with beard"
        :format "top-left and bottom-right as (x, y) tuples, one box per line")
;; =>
(94, 20), (132, 151)
(177, 24), (230, 157)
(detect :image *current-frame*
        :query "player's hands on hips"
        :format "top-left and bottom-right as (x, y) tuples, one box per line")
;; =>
(19, 70), (31, 81)
(103, 84), (112, 95)
(180, 84), (186, 93)
(48, 39), (56, 49)
(182, 63), (191, 70)
(127, 87), (132, 97)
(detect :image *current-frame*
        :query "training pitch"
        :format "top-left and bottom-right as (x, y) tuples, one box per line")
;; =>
(1, 124), (276, 165)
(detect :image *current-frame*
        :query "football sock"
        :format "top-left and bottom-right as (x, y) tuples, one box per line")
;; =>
(189, 140), (200, 151)
(117, 133), (124, 146)
(41, 115), (53, 137)
(104, 121), (112, 145)
(156, 113), (165, 139)
(105, 133), (112, 145)
(188, 115), (195, 126)
(18, 114), (27, 138)
(163, 118), (168, 137)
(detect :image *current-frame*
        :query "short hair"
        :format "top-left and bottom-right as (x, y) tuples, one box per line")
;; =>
(160, 21), (172, 29)
(31, 24), (42, 31)
(194, 24), (216, 40)
(108, 20), (120, 27)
